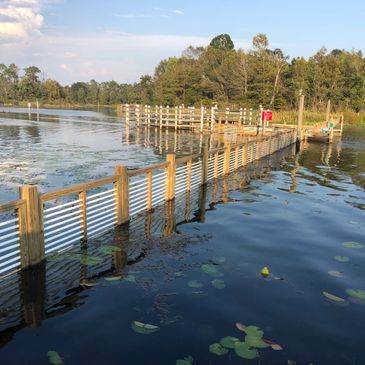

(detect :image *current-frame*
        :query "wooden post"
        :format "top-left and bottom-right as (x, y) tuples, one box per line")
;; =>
(297, 90), (305, 143)
(210, 106), (215, 131)
(174, 106), (178, 131)
(224, 142), (231, 175)
(115, 166), (129, 225)
(200, 106), (204, 133)
(19, 185), (45, 267)
(201, 144), (209, 184)
(186, 159), (192, 192)
(326, 99), (331, 126)
(234, 146), (239, 170)
(243, 108), (247, 124)
(249, 108), (253, 125)
(125, 104), (130, 125)
(166, 154), (176, 201)
(79, 190), (87, 241)
(214, 152), (219, 178)
(146, 171), (152, 211)
(159, 105), (163, 128)
(340, 113), (344, 135)
(166, 105), (170, 128)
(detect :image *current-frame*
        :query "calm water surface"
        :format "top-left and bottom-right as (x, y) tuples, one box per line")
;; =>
(0, 109), (364, 365)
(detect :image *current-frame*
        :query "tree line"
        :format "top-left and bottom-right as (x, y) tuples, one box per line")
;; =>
(1, 33), (364, 111)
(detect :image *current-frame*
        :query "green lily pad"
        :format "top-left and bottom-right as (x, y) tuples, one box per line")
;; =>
(342, 242), (364, 249)
(176, 356), (193, 365)
(105, 276), (122, 281)
(98, 245), (122, 254)
(188, 280), (204, 288)
(245, 335), (270, 348)
(201, 263), (224, 277)
(211, 279), (226, 290)
(124, 275), (137, 283)
(131, 321), (159, 334)
(47, 351), (63, 365)
(234, 341), (258, 359)
(244, 325), (264, 338)
(334, 255), (350, 262)
(209, 343), (229, 356)
(220, 336), (239, 349)
(346, 289), (365, 300)
(79, 255), (103, 266)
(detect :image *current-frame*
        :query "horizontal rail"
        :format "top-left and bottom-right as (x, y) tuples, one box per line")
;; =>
(127, 162), (169, 177)
(0, 200), (25, 214)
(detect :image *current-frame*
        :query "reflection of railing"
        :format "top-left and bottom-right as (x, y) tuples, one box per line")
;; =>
(0, 144), (295, 341)
(0, 129), (296, 277)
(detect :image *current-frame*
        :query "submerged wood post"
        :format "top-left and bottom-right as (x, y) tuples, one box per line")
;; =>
(19, 185), (45, 267)
(201, 144), (209, 184)
(224, 142), (231, 175)
(166, 154), (176, 201)
(115, 166), (129, 225)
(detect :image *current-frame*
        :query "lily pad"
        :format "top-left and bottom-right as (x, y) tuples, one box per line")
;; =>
(345, 289), (365, 300)
(244, 325), (264, 338)
(201, 263), (224, 277)
(342, 242), (364, 249)
(209, 343), (229, 356)
(234, 341), (258, 359)
(263, 339), (283, 351)
(211, 279), (225, 290)
(176, 356), (193, 365)
(245, 335), (269, 348)
(131, 321), (159, 335)
(79, 255), (103, 266)
(322, 291), (346, 303)
(98, 245), (122, 254)
(188, 280), (204, 288)
(328, 270), (343, 278)
(47, 351), (63, 365)
(334, 255), (350, 262)
(220, 336), (239, 349)
(105, 276), (122, 281)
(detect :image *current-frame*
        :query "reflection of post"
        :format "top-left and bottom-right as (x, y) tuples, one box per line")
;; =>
(289, 154), (301, 193)
(184, 190), (191, 222)
(22, 262), (46, 328)
(197, 182), (207, 223)
(112, 249), (127, 273)
(324, 142), (333, 166)
(163, 200), (175, 237)
(145, 211), (151, 239)
(222, 176), (229, 203)
(336, 139), (342, 166)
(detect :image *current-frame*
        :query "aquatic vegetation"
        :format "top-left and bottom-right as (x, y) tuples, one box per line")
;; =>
(124, 275), (137, 283)
(79, 255), (103, 266)
(105, 276), (122, 281)
(47, 351), (63, 365)
(211, 279), (225, 290)
(346, 289), (365, 301)
(334, 255), (350, 262)
(322, 291), (346, 303)
(219, 336), (239, 349)
(328, 270), (343, 278)
(131, 321), (159, 334)
(201, 263), (224, 277)
(209, 343), (229, 355)
(176, 356), (193, 365)
(342, 241), (364, 249)
(188, 280), (204, 288)
(97, 245), (122, 254)
(234, 341), (259, 359)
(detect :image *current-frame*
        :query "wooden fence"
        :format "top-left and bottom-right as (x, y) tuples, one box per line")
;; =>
(0, 129), (296, 277)
(119, 104), (259, 132)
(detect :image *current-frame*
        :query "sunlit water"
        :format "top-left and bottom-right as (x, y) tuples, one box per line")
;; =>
(0, 108), (364, 365)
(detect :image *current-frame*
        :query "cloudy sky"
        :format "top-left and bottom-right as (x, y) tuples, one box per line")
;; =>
(0, 0), (364, 85)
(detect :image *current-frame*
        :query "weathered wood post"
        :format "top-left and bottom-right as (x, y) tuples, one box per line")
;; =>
(136, 104), (140, 127)
(19, 185), (45, 267)
(166, 154), (176, 201)
(340, 113), (344, 135)
(201, 144), (209, 184)
(239, 108), (243, 125)
(159, 105), (163, 128)
(225, 107), (229, 124)
(243, 108), (247, 124)
(326, 99), (331, 126)
(249, 108), (253, 125)
(224, 142), (231, 175)
(125, 104), (130, 125)
(210, 106), (215, 131)
(174, 106), (178, 131)
(147, 105), (151, 127)
(297, 90), (305, 150)
(115, 166), (129, 225)
(79, 190), (87, 241)
(200, 106), (204, 133)
(146, 171), (152, 211)
(166, 105), (170, 128)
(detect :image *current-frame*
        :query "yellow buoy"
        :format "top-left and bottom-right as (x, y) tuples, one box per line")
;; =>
(261, 266), (270, 277)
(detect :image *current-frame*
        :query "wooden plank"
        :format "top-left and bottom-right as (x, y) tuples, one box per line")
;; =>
(127, 162), (169, 177)
(0, 199), (25, 213)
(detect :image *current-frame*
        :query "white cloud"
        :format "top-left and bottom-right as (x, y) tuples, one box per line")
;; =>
(171, 9), (183, 15)
(112, 13), (151, 19)
(0, 0), (43, 40)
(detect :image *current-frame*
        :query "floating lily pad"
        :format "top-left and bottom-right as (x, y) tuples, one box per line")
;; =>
(245, 335), (269, 348)
(234, 341), (258, 359)
(236, 322), (246, 332)
(342, 242), (364, 249)
(209, 343), (229, 356)
(98, 245), (122, 254)
(345, 289), (365, 300)
(211, 279), (225, 290)
(244, 325), (264, 338)
(188, 280), (204, 288)
(328, 270), (343, 278)
(176, 356), (193, 365)
(79, 255), (103, 266)
(201, 263), (224, 277)
(322, 291), (346, 303)
(131, 321), (159, 334)
(220, 336), (239, 349)
(124, 275), (137, 283)
(174, 271), (184, 277)
(263, 339), (283, 351)
(334, 256), (350, 262)
(105, 276), (122, 281)
(47, 351), (63, 365)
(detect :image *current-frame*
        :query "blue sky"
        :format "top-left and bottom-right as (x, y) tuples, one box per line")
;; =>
(1, 0), (364, 84)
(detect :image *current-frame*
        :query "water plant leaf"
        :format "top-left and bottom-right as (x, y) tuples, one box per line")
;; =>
(209, 343), (229, 356)
(105, 276), (122, 281)
(342, 242), (364, 249)
(345, 289), (365, 300)
(201, 263), (224, 277)
(98, 245), (122, 254)
(188, 280), (204, 288)
(322, 291), (346, 303)
(220, 336), (239, 349)
(263, 340), (283, 351)
(212, 256), (226, 264)
(211, 279), (225, 290)
(47, 351), (63, 365)
(131, 321), (159, 335)
(334, 256), (350, 262)
(174, 271), (184, 277)
(176, 356), (193, 365)
(245, 334), (269, 348)
(328, 270), (343, 278)
(236, 322), (246, 332)
(244, 326), (264, 338)
(79, 255), (103, 266)
(234, 341), (258, 359)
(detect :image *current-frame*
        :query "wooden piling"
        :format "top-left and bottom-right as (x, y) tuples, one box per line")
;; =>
(79, 190), (87, 241)
(297, 91), (305, 143)
(201, 145), (209, 184)
(166, 154), (176, 201)
(115, 166), (129, 224)
(224, 142), (231, 175)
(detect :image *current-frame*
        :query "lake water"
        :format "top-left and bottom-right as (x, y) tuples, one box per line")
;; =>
(0, 109), (364, 365)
